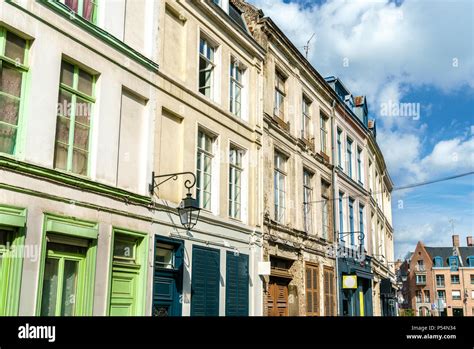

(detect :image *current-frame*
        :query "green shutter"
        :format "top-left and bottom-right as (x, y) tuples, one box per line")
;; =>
(225, 252), (249, 316)
(191, 246), (220, 316)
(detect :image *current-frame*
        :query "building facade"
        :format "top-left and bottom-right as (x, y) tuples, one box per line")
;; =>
(0, 0), (264, 316)
(401, 235), (474, 316)
(0, 0), (396, 317)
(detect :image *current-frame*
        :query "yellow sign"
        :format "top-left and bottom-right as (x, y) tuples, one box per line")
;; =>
(342, 275), (358, 289)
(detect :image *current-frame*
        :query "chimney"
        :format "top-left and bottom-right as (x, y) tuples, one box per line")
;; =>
(452, 234), (460, 247)
(467, 236), (473, 247)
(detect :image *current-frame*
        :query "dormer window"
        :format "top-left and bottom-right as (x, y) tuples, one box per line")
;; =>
(433, 256), (443, 267)
(448, 256), (459, 271)
(467, 256), (474, 267)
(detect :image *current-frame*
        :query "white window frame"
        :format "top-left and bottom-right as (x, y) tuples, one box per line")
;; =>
(320, 114), (328, 154)
(197, 130), (215, 211)
(301, 96), (311, 140)
(199, 36), (217, 99)
(229, 146), (244, 220)
(229, 57), (245, 118)
(303, 169), (313, 233)
(274, 151), (287, 223)
(274, 71), (286, 120)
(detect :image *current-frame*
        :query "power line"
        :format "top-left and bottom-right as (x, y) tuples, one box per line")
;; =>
(304, 171), (474, 205)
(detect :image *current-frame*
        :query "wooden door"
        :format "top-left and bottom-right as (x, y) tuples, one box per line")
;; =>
(267, 280), (288, 316)
(305, 264), (319, 316)
(110, 270), (138, 316)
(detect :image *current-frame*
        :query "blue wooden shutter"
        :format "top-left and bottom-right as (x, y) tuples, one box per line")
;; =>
(191, 246), (220, 316)
(225, 252), (249, 316)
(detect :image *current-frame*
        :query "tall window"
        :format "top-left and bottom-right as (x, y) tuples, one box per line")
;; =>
(449, 256), (459, 271)
(437, 290), (445, 300)
(424, 290), (430, 303)
(274, 71), (286, 119)
(348, 198), (354, 246)
(451, 275), (460, 284)
(0, 29), (29, 155)
(60, 0), (98, 23)
(338, 192), (344, 242)
(357, 147), (363, 183)
(436, 275), (445, 287)
(415, 290), (422, 303)
(303, 170), (313, 233)
(305, 264), (319, 316)
(301, 96), (311, 139)
(54, 61), (95, 176)
(321, 181), (331, 240)
(274, 151), (286, 223)
(320, 114), (328, 154)
(229, 58), (243, 117)
(368, 160), (373, 194)
(199, 37), (215, 98)
(346, 138), (353, 178)
(197, 130), (214, 210)
(359, 204), (364, 249)
(229, 146), (243, 219)
(337, 128), (343, 168)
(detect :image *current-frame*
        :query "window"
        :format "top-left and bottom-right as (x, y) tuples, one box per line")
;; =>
(346, 138), (353, 178)
(417, 260), (425, 271)
(229, 58), (243, 117)
(368, 160), (373, 194)
(348, 198), (354, 246)
(199, 37), (215, 98)
(320, 114), (328, 154)
(415, 290), (422, 303)
(59, 0), (98, 23)
(323, 267), (335, 316)
(54, 61), (95, 176)
(451, 275), (460, 284)
(229, 146), (243, 219)
(155, 244), (175, 269)
(424, 290), (430, 303)
(416, 274), (426, 285)
(338, 192), (344, 242)
(197, 130), (215, 210)
(321, 181), (331, 241)
(274, 71), (286, 119)
(452, 290), (461, 300)
(437, 290), (445, 300)
(433, 256), (443, 267)
(359, 204), (364, 248)
(274, 151), (286, 223)
(40, 239), (88, 316)
(0, 29), (29, 155)
(337, 128), (343, 168)
(303, 170), (313, 233)
(471, 274), (474, 284)
(467, 256), (474, 267)
(301, 96), (311, 139)
(357, 147), (363, 184)
(306, 264), (319, 316)
(113, 236), (137, 263)
(436, 275), (445, 287)
(449, 256), (459, 271)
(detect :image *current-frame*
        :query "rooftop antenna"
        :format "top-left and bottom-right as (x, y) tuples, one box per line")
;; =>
(303, 33), (316, 59)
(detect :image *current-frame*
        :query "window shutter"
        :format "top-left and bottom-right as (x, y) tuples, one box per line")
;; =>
(191, 246), (220, 316)
(226, 252), (249, 316)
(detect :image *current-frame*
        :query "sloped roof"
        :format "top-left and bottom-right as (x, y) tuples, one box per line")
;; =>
(425, 246), (474, 267)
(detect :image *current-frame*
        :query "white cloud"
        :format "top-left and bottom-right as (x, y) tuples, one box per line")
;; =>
(421, 137), (474, 172)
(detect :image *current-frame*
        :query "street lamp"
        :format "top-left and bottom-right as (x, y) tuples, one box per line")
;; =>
(149, 171), (201, 231)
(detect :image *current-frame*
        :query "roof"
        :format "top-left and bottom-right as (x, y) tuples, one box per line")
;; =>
(425, 246), (474, 267)
(229, 3), (248, 33)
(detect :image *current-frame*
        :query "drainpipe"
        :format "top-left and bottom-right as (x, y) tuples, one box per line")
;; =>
(330, 98), (339, 315)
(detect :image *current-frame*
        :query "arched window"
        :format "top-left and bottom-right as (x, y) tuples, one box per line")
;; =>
(448, 256), (459, 271)
(433, 256), (443, 268)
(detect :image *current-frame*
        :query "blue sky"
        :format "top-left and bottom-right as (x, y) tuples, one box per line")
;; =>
(249, 0), (474, 259)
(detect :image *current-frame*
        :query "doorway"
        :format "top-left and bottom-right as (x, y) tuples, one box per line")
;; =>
(267, 278), (289, 316)
(452, 308), (463, 317)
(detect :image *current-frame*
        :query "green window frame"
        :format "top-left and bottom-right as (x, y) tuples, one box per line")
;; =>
(36, 214), (97, 316)
(0, 28), (30, 156)
(54, 60), (96, 176)
(58, 0), (98, 24)
(0, 205), (27, 316)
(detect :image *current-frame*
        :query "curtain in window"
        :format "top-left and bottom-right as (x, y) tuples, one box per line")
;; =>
(65, 0), (79, 13)
(82, 0), (95, 21)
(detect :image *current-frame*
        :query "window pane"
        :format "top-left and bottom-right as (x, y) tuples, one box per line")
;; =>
(5, 31), (26, 64)
(55, 116), (70, 144)
(0, 94), (20, 125)
(0, 123), (16, 154)
(54, 142), (68, 171)
(73, 122), (89, 150)
(0, 64), (23, 97)
(64, 0), (79, 13)
(78, 69), (93, 96)
(82, 0), (96, 22)
(155, 246), (173, 269)
(61, 260), (79, 316)
(57, 89), (72, 117)
(60, 61), (75, 87)
(114, 238), (136, 260)
(72, 148), (88, 175)
(41, 258), (59, 316)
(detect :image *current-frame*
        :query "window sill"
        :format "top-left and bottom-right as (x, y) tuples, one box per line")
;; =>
(28, 0), (159, 72)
